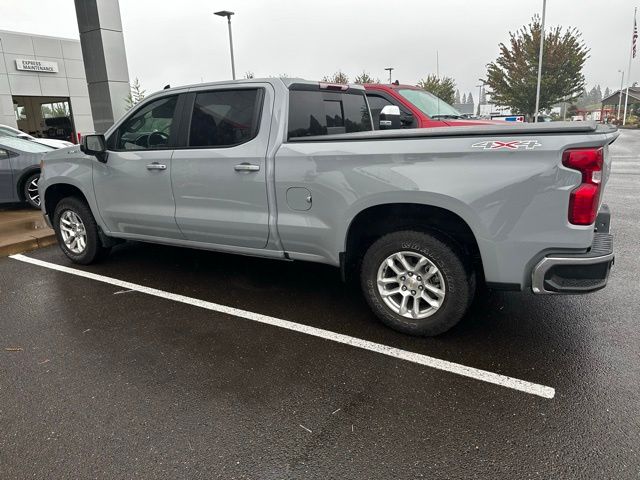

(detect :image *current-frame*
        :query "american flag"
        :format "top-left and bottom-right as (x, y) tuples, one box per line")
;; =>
(634, 17), (638, 58)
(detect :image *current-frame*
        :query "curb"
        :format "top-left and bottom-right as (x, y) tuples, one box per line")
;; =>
(0, 232), (57, 257)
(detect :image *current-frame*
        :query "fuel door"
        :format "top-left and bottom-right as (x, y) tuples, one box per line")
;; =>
(286, 187), (312, 211)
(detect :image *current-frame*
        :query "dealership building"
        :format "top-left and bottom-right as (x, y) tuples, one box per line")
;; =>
(0, 30), (96, 142)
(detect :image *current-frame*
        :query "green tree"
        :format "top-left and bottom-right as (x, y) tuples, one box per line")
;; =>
(454, 89), (461, 104)
(125, 77), (146, 110)
(354, 71), (379, 84)
(322, 71), (349, 84)
(416, 74), (456, 104)
(485, 15), (589, 118)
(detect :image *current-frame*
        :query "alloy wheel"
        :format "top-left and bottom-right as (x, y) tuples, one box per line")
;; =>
(26, 176), (40, 207)
(376, 251), (446, 319)
(59, 210), (87, 254)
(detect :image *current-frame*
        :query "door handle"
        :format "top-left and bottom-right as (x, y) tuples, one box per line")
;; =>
(146, 162), (167, 171)
(234, 163), (260, 172)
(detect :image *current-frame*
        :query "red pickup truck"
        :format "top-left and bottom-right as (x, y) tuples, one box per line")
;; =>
(364, 83), (497, 129)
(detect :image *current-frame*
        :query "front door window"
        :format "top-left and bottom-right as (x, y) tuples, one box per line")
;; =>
(108, 96), (178, 151)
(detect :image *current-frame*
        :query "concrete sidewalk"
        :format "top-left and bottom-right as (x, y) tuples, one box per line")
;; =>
(0, 206), (56, 256)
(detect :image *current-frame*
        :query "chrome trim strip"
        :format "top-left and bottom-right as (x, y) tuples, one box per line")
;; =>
(531, 252), (614, 294)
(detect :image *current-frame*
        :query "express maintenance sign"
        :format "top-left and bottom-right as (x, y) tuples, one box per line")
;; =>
(15, 59), (59, 73)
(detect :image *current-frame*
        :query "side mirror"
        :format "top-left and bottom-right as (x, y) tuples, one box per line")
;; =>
(81, 134), (108, 163)
(379, 105), (402, 130)
(400, 112), (414, 126)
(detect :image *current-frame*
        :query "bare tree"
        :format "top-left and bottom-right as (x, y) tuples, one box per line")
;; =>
(125, 78), (146, 110)
(354, 71), (379, 84)
(322, 71), (349, 84)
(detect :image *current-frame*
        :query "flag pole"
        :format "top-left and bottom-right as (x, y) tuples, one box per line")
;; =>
(533, 0), (547, 123)
(622, 7), (637, 126)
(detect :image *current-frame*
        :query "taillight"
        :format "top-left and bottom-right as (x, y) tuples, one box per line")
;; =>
(562, 147), (603, 225)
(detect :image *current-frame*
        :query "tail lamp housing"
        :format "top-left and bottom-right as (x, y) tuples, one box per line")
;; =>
(562, 147), (604, 225)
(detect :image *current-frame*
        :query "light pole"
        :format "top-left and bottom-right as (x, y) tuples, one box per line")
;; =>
(476, 82), (485, 117)
(534, 0), (547, 122)
(385, 67), (394, 84)
(215, 10), (236, 80)
(617, 69), (625, 120)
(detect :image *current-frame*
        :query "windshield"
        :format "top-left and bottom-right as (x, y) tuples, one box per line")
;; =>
(0, 136), (54, 153)
(398, 89), (462, 118)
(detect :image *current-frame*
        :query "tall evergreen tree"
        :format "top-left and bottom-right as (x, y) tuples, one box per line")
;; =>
(455, 89), (461, 104)
(467, 92), (474, 105)
(461, 93), (467, 104)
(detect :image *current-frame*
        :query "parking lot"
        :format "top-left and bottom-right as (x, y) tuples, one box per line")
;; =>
(1, 131), (639, 478)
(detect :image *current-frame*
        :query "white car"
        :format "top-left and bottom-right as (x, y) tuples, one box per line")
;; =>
(0, 124), (73, 149)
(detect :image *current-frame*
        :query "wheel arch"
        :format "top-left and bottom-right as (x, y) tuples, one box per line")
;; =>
(43, 182), (92, 219)
(342, 202), (485, 282)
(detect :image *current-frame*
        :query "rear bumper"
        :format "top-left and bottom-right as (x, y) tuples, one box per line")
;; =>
(532, 206), (614, 294)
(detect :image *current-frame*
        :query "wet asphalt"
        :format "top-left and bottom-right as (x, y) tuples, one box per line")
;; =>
(1, 131), (639, 479)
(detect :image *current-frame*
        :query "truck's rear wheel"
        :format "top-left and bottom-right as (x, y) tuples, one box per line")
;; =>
(360, 230), (474, 336)
(53, 197), (110, 264)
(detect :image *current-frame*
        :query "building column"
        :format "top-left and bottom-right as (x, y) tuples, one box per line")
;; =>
(74, 0), (130, 133)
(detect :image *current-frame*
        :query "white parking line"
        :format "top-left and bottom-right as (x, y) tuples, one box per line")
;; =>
(10, 253), (555, 399)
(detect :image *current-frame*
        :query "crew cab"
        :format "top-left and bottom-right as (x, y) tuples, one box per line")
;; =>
(39, 78), (618, 336)
(364, 83), (498, 129)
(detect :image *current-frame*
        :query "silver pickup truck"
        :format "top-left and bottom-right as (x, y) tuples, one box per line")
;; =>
(39, 78), (618, 336)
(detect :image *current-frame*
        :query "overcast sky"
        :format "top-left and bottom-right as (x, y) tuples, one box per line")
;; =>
(1, 0), (638, 98)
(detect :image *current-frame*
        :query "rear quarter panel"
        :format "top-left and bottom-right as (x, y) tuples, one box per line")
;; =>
(275, 131), (617, 286)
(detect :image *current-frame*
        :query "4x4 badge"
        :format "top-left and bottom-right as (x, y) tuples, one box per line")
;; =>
(472, 140), (542, 150)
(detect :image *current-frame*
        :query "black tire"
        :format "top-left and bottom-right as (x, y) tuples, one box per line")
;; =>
(53, 197), (111, 264)
(360, 230), (475, 336)
(22, 172), (41, 209)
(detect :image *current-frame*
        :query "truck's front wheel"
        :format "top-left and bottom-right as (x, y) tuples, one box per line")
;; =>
(360, 230), (474, 336)
(53, 197), (111, 265)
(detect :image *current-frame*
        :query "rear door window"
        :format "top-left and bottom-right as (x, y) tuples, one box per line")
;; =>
(287, 88), (372, 139)
(187, 89), (263, 148)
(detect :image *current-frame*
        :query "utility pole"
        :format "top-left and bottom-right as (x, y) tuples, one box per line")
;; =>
(215, 10), (236, 80)
(622, 7), (637, 125)
(385, 67), (394, 84)
(534, 0), (547, 123)
(617, 69), (625, 120)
